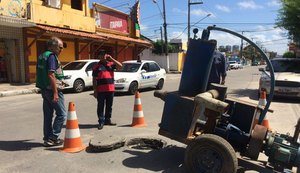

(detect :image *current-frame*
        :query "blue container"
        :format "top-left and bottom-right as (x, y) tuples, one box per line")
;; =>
(179, 39), (216, 96)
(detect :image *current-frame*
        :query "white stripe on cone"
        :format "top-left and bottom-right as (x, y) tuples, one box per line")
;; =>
(67, 111), (77, 120)
(133, 111), (144, 118)
(135, 98), (141, 104)
(65, 129), (81, 139)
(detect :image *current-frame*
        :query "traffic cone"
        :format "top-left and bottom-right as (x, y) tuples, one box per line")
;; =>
(253, 90), (270, 130)
(131, 91), (146, 127)
(60, 102), (86, 153)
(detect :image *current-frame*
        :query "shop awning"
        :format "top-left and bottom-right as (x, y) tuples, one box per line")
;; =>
(96, 32), (152, 48)
(36, 25), (107, 41)
(0, 16), (36, 28)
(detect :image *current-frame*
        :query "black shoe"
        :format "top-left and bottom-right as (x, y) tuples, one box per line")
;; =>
(43, 138), (64, 147)
(98, 124), (104, 130)
(104, 120), (116, 126)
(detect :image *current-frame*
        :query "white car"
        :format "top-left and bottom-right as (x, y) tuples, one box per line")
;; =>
(63, 59), (99, 93)
(229, 61), (242, 69)
(258, 58), (300, 98)
(114, 60), (166, 94)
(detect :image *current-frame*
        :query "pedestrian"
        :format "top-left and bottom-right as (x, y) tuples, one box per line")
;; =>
(207, 49), (227, 89)
(92, 50), (122, 130)
(36, 37), (66, 147)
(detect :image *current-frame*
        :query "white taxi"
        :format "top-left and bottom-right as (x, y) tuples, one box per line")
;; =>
(258, 58), (300, 98)
(114, 60), (166, 94)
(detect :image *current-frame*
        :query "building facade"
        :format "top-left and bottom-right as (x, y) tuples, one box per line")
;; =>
(0, 0), (151, 83)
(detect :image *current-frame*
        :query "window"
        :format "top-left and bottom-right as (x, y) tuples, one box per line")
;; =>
(45, 0), (61, 9)
(71, 0), (82, 11)
(149, 62), (160, 72)
(86, 62), (97, 71)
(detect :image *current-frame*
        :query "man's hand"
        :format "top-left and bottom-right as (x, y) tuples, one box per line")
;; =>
(221, 80), (225, 85)
(93, 90), (98, 98)
(105, 54), (112, 61)
(53, 93), (59, 103)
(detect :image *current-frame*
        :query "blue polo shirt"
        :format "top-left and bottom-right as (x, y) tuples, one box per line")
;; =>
(208, 51), (227, 84)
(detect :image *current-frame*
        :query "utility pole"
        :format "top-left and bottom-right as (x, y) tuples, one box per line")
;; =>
(160, 26), (164, 54)
(162, 0), (169, 72)
(240, 31), (244, 64)
(188, 0), (203, 40)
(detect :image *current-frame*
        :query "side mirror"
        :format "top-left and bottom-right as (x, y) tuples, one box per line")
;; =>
(141, 69), (146, 73)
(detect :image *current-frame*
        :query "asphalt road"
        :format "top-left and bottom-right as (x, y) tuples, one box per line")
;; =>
(0, 65), (299, 173)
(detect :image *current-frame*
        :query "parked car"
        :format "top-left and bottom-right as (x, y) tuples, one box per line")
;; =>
(229, 61), (242, 69)
(63, 59), (99, 93)
(114, 60), (166, 94)
(258, 58), (300, 98)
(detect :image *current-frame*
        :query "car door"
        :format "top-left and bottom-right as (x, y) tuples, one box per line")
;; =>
(139, 62), (151, 88)
(84, 61), (98, 87)
(148, 62), (161, 86)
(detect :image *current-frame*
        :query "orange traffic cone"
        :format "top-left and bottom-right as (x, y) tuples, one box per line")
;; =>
(131, 91), (146, 127)
(253, 90), (270, 129)
(60, 102), (86, 153)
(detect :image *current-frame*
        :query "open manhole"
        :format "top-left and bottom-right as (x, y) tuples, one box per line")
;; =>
(126, 138), (167, 150)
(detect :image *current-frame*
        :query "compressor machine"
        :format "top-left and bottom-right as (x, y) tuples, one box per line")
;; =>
(154, 25), (300, 173)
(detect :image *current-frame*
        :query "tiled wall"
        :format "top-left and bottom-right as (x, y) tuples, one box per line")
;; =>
(0, 25), (24, 83)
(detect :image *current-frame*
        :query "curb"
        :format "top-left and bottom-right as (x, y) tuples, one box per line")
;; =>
(0, 88), (40, 97)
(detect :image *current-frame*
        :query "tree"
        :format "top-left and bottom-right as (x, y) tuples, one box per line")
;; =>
(276, 0), (300, 42)
(152, 40), (176, 54)
(283, 51), (296, 58)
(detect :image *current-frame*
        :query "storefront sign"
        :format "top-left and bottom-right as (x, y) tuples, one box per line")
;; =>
(95, 11), (128, 33)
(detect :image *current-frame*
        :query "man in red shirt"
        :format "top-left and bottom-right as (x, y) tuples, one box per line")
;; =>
(92, 50), (122, 130)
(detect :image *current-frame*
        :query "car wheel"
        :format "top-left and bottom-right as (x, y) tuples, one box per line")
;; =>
(156, 79), (164, 90)
(73, 79), (85, 93)
(128, 81), (138, 95)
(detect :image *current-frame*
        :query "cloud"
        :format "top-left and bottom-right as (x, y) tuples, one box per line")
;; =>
(172, 8), (187, 15)
(140, 24), (148, 32)
(215, 4), (231, 13)
(170, 31), (187, 41)
(266, 0), (281, 7)
(238, 1), (264, 10)
(191, 9), (215, 17)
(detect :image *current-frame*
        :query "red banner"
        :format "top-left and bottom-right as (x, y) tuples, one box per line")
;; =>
(95, 11), (128, 33)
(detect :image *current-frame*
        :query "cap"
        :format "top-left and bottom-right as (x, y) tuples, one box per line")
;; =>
(98, 49), (106, 54)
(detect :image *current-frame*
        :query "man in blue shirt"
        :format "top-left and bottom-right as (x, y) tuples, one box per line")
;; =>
(207, 50), (227, 89)
(36, 37), (66, 147)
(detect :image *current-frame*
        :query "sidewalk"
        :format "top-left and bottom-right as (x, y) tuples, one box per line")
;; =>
(0, 83), (39, 97)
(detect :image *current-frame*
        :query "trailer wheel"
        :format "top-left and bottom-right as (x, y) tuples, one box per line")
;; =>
(184, 134), (237, 173)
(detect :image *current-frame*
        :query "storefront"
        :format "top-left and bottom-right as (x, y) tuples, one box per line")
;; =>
(0, 16), (35, 83)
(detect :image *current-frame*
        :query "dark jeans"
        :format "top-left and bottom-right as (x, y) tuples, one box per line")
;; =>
(97, 92), (114, 125)
(41, 89), (66, 141)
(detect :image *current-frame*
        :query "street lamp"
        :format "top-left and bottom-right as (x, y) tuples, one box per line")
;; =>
(188, 0), (203, 40)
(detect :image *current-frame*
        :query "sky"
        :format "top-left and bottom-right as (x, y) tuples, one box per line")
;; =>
(91, 0), (289, 55)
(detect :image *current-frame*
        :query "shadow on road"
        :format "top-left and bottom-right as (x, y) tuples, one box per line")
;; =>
(122, 145), (185, 173)
(121, 144), (277, 173)
(0, 139), (43, 151)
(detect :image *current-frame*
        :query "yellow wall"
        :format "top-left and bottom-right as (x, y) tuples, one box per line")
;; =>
(30, 0), (95, 32)
(27, 37), (77, 82)
(178, 52), (186, 72)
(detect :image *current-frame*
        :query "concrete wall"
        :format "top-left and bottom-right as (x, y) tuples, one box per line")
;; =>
(141, 49), (180, 72)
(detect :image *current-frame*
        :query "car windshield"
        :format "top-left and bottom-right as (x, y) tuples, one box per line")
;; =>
(229, 61), (236, 64)
(266, 59), (300, 73)
(63, 62), (87, 70)
(117, 63), (141, 72)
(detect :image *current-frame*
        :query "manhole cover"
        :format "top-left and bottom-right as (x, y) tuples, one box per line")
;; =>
(126, 138), (167, 150)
